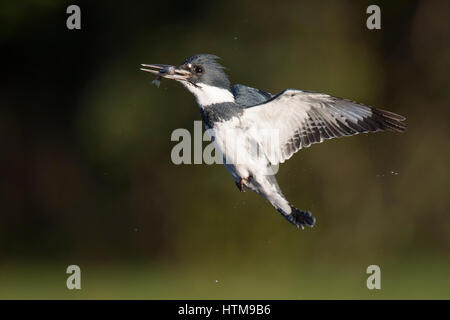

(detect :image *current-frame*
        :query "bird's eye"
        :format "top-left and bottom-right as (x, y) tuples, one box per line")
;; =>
(194, 65), (203, 74)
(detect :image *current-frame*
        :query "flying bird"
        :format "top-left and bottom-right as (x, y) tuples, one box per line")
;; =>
(141, 54), (406, 229)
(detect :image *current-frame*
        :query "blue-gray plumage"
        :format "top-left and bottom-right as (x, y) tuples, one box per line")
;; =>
(184, 54), (230, 89)
(232, 84), (273, 107)
(199, 102), (243, 128)
(141, 54), (407, 229)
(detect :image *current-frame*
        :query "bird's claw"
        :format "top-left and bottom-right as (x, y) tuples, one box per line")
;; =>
(235, 176), (252, 192)
(235, 179), (245, 192)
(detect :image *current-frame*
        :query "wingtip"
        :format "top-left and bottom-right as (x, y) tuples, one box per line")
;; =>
(372, 108), (408, 133)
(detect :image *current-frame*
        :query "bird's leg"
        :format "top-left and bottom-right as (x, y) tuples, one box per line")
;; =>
(239, 178), (246, 192)
(234, 179), (244, 192)
(235, 176), (252, 192)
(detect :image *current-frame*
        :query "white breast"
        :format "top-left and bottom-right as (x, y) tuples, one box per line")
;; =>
(208, 117), (270, 179)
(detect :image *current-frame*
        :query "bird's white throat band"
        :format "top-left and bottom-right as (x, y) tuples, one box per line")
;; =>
(183, 83), (235, 107)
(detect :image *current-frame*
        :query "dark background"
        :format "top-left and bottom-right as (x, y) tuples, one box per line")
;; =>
(1, 0), (449, 298)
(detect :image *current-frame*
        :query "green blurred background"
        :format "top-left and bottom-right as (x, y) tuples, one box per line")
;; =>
(1, 0), (450, 299)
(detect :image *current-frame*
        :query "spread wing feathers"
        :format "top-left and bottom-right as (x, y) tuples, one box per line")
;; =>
(242, 89), (407, 164)
(232, 84), (273, 108)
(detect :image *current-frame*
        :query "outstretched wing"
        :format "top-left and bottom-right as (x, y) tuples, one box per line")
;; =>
(232, 84), (273, 108)
(242, 89), (407, 165)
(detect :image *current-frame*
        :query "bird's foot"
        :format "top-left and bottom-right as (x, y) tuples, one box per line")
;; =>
(235, 176), (252, 192)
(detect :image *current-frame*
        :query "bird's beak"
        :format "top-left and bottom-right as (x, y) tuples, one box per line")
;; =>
(140, 63), (192, 81)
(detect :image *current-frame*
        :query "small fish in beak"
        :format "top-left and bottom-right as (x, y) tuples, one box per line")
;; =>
(152, 77), (161, 88)
(140, 63), (192, 88)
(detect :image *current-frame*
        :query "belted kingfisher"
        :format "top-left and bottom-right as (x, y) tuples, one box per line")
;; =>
(141, 54), (406, 229)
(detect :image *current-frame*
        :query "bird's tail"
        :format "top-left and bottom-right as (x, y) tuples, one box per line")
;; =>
(276, 206), (316, 229)
(255, 175), (316, 229)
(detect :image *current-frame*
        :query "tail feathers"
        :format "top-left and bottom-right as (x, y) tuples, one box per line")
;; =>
(278, 206), (316, 229)
(260, 179), (315, 229)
